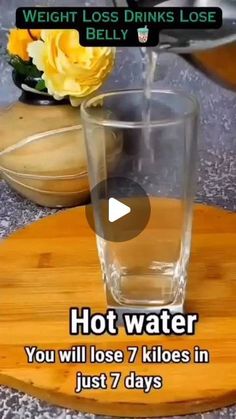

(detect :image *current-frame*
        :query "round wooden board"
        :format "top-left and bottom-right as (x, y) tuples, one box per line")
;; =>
(0, 202), (235, 417)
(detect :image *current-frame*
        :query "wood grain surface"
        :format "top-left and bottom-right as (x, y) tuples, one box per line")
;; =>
(0, 202), (235, 417)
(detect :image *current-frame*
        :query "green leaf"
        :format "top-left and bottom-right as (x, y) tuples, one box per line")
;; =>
(9, 55), (42, 78)
(35, 79), (46, 91)
(9, 56), (26, 74)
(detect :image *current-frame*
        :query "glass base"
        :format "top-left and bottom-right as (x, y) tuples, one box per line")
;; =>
(105, 279), (185, 320)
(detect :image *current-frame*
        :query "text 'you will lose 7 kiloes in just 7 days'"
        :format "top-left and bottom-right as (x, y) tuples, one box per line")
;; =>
(22, 308), (211, 395)
(16, 7), (223, 46)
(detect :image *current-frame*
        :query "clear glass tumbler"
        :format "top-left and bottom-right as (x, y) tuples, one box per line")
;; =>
(81, 89), (199, 314)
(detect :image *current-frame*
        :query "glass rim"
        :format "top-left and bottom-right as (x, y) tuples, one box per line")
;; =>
(81, 88), (199, 129)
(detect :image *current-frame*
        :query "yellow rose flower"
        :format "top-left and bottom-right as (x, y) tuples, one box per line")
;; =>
(28, 30), (116, 106)
(7, 29), (41, 61)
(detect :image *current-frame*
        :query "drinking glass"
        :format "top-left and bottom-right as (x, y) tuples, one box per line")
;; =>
(81, 89), (199, 314)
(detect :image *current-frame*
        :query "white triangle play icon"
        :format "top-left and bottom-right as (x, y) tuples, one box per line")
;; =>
(108, 197), (131, 223)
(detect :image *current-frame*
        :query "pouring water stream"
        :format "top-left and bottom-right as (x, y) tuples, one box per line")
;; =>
(139, 47), (158, 171)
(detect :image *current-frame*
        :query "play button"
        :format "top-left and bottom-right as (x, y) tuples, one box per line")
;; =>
(85, 177), (151, 242)
(108, 198), (131, 223)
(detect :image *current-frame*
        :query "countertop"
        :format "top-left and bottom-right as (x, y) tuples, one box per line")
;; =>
(0, 54), (236, 418)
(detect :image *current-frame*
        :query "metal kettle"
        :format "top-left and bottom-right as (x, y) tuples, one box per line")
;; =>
(113, 0), (236, 90)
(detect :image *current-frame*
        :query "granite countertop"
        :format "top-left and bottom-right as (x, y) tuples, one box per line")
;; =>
(0, 54), (236, 418)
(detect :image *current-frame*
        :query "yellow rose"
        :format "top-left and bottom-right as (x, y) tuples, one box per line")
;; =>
(28, 30), (116, 106)
(7, 29), (41, 61)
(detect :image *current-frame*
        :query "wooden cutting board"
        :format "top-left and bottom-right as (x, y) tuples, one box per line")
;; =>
(0, 202), (235, 417)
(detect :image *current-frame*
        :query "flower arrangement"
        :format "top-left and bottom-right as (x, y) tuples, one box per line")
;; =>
(7, 29), (116, 106)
